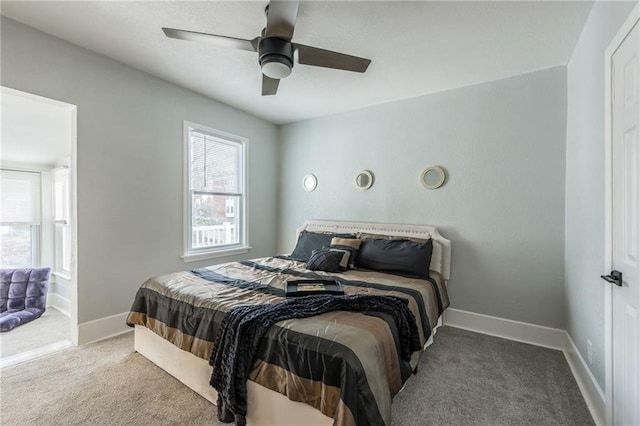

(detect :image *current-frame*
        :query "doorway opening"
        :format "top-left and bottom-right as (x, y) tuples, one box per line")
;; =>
(0, 87), (78, 367)
(603, 5), (639, 425)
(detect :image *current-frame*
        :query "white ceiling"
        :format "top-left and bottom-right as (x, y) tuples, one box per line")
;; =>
(1, 1), (594, 124)
(1, 88), (73, 168)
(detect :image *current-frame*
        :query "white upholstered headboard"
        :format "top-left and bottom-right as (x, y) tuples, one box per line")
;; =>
(295, 220), (451, 281)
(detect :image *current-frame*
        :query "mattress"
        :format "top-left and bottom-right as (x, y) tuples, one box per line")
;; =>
(126, 256), (449, 426)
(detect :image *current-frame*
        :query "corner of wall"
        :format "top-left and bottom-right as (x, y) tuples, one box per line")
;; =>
(274, 124), (285, 255)
(77, 312), (131, 345)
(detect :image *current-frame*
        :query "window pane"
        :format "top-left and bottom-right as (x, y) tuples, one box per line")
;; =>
(1, 170), (41, 224)
(191, 194), (240, 249)
(0, 225), (33, 268)
(190, 133), (241, 193)
(185, 124), (246, 256)
(56, 223), (71, 273)
(53, 168), (69, 222)
(62, 225), (71, 271)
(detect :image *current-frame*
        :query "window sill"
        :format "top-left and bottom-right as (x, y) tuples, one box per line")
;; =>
(52, 271), (71, 280)
(181, 246), (252, 263)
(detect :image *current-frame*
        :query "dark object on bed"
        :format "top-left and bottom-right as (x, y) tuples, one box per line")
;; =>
(357, 238), (433, 279)
(210, 294), (421, 426)
(0, 267), (51, 332)
(285, 279), (345, 296)
(305, 248), (344, 272)
(290, 230), (354, 262)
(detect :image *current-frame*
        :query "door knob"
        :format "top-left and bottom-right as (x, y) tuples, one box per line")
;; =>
(601, 270), (623, 287)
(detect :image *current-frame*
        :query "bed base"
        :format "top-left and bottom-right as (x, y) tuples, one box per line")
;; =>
(135, 316), (444, 425)
(134, 325), (332, 426)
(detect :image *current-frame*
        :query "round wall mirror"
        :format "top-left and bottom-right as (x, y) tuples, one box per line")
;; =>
(355, 170), (374, 190)
(420, 166), (446, 189)
(302, 174), (317, 192)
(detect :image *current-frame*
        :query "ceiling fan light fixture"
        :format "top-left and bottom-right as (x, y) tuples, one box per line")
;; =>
(261, 56), (292, 79)
(258, 37), (294, 79)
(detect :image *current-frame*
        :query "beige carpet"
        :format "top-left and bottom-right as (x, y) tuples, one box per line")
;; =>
(0, 307), (70, 359)
(0, 331), (220, 426)
(0, 327), (593, 426)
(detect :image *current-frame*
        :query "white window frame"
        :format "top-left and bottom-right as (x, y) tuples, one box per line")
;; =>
(182, 121), (250, 262)
(53, 167), (71, 278)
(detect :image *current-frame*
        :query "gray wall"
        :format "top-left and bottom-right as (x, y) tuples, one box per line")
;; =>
(1, 17), (280, 323)
(279, 67), (568, 328)
(565, 1), (635, 389)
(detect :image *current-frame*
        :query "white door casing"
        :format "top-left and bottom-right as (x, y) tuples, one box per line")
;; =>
(0, 87), (79, 346)
(611, 18), (640, 426)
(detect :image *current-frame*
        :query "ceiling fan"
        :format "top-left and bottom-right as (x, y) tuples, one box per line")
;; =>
(162, 0), (371, 96)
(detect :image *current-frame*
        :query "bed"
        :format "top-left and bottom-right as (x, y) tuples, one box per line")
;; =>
(127, 220), (451, 426)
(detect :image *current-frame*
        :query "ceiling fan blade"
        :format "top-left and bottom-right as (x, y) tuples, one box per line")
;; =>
(295, 44), (371, 73)
(265, 0), (299, 40)
(262, 75), (280, 96)
(162, 27), (258, 52)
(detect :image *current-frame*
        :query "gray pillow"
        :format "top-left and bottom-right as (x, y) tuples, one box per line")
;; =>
(356, 238), (433, 279)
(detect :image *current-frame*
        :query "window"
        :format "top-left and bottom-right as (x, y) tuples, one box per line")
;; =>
(53, 167), (71, 276)
(184, 122), (248, 260)
(0, 170), (41, 268)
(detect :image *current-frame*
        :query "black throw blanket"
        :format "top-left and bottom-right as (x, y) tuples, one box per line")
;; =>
(209, 294), (422, 425)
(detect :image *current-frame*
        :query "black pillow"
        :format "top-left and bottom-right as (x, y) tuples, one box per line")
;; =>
(290, 231), (355, 262)
(356, 238), (433, 279)
(306, 248), (344, 273)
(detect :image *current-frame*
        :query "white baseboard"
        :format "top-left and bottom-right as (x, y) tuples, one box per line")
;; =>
(47, 293), (71, 316)
(444, 308), (604, 426)
(563, 332), (605, 426)
(0, 340), (73, 369)
(444, 308), (567, 350)
(77, 312), (131, 345)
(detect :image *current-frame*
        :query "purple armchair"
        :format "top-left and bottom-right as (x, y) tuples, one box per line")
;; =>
(0, 268), (51, 332)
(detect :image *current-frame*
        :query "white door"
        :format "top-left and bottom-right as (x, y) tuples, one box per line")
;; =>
(611, 20), (640, 426)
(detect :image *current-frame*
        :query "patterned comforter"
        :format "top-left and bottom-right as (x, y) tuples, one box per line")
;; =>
(126, 256), (449, 426)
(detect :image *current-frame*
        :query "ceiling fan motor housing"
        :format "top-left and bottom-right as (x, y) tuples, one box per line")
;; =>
(259, 37), (294, 79)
